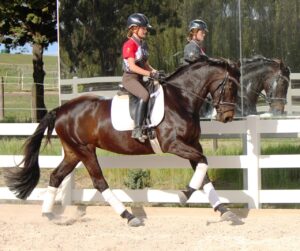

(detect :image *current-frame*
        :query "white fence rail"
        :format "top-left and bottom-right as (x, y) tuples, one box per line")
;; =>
(1, 116), (300, 208)
(61, 73), (300, 115)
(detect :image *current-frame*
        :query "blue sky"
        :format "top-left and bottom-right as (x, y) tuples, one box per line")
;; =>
(0, 42), (58, 56)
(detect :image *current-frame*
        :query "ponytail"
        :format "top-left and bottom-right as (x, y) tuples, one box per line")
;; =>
(127, 26), (138, 38)
(127, 29), (134, 38)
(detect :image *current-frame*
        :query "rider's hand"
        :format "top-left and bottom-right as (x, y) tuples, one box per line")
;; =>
(150, 70), (166, 81)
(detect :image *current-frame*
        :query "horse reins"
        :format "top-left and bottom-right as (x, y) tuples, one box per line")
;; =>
(163, 72), (237, 108)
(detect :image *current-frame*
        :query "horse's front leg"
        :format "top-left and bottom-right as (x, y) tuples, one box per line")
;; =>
(180, 159), (227, 214)
(167, 141), (241, 222)
(184, 160), (229, 216)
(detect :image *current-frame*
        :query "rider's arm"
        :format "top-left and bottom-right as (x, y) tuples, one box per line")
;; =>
(184, 43), (200, 63)
(127, 57), (152, 76)
(144, 61), (156, 73)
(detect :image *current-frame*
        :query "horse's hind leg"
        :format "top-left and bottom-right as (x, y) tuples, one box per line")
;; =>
(76, 145), (142, 227)
(42, 143), (80, 216)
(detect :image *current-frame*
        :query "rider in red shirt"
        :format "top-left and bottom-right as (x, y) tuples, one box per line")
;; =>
(122, 13), (162, 142)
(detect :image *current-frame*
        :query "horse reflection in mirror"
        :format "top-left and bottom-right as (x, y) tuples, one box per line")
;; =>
(200, 56), (290, 118)
(5, 56), (241, 227)
(238, 56), (290, 116)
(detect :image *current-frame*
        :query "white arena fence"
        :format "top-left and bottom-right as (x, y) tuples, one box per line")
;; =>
(1, 116), (300, 209)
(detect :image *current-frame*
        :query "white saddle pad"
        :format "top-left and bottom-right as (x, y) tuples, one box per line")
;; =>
(111, 85), (164, 131)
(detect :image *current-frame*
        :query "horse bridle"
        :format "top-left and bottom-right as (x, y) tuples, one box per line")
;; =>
(211, 72), (237, 109)
(244, 72), (288, 106)
(163, 71), (238, 110)
(265, 73), (289, 105)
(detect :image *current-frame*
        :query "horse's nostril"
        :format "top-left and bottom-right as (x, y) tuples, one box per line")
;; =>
(224, 115), (233, 123)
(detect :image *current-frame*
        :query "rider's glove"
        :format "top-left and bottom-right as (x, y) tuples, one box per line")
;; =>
(150, 70), (166, 81)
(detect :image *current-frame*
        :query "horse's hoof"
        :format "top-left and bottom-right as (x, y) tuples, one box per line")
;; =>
(178, 191), (188, 205)
(42, 212), (55, 220)
(221, 211), (244, 225)
(128, 217), (143, 227)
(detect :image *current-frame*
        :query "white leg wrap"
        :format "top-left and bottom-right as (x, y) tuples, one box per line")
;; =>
(203, 182), (221, 209)
(42, 186), (58, 213)
(102, 189), (126, 215)
(189, 163), (208, 190)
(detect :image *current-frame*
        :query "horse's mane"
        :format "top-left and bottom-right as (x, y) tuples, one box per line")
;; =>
(166, 55), (240, 81)
(242, 55), (275, 65)
(241, 55), (290, 77)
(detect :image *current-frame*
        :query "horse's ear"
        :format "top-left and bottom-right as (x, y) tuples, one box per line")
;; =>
(237, 60), (241, 68)
(277, 58), (291, 76)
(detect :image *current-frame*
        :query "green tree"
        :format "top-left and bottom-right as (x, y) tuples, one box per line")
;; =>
(59, 0), (181, 78)
(240, 0), (300, 71)
(59, 0), (300, 77)
(0, 0), (57, 121)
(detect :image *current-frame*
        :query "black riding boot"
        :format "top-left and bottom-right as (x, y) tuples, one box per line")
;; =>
(132, 99), (148, 142)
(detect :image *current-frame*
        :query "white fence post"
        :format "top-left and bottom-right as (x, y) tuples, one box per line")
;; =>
(246, 115), (261, 209)
(73, 77), (78, 95)
(286, 81), (292, 115)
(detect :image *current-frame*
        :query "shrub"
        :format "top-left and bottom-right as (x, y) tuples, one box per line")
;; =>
(124, 169), (151, 189)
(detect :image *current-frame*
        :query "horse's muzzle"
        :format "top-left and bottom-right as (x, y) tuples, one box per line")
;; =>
(270, 102), (285, 115)
(216, 109), (235, 123)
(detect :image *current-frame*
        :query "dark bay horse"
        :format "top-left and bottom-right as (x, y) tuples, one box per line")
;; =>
(5, 57), (241, 227)
(200, 56), (290, 118)
(238, 56), (290, 116)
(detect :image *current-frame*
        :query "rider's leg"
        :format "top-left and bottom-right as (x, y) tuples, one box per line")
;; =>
(132, 98), (148, 141)
(122, 73), (149, 142)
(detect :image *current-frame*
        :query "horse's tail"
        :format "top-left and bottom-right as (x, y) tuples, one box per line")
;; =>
(4, 109), (57, 200)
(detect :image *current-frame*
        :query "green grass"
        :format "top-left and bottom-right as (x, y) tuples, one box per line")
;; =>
(2, 92), (59, 122)
(261, 138), (300, 154)
(0, 54), (59, 122)
(0, 54), (58, 67)
(0, 137), (62, 155)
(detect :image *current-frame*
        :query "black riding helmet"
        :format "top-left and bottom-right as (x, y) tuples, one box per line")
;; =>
(188, 19), (208, 32)
(127, 13), (153, 30)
